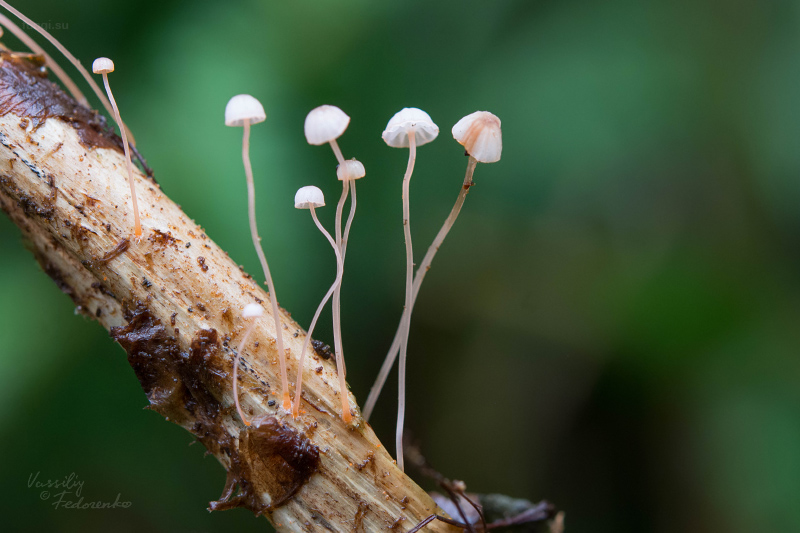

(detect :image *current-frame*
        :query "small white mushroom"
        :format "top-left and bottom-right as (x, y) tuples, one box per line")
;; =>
(225, 94), (267, 127)
(291, 187), (348, 421)
(293, 185), (326, 209)
(382, 107), (439, 148)
(382, 107), (439, 471)
(336, 159), (366, 182)
(93, 57), (141, 239)
(225, 94), (290, 412)
(452, 111), (502, 163)
(364, 111), (503, 424)
(233, 303), (263, 426)
(304, 105), (350, 163)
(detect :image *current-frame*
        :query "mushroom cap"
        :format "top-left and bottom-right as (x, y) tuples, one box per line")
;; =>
(92, 57), (114, 75)
(382, 108), (439, 148)
(225, 94), (266, 127)
(242, 303), (263, 318)
(304, 105), (350, 145)
(337, 159), (366, 181)
(452, 111), (502, 163)
(295, 186), (325, 209)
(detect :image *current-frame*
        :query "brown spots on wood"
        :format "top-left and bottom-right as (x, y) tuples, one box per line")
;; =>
(210, 417), (320, 516)
(84, 238), (129, 269)
(90, 281), (116, 300)
(110, 305), (231, 454)
(355, 451), (375, 472)
(0, 174), (55, 220)
(81, 192), (99, 208)
(0, 51), (124, 152)
(148, 228), (179, 250)
(197, 256), (208, 272)
(388, 516), (406, 530)
(110, 305), (320, 518)
(312, 339), (333, 361)
(353, 500), (369, 532)
(221, 307), (234, 330)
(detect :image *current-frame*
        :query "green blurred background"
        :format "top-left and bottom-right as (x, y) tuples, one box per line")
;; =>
(2, 0), (800, 531)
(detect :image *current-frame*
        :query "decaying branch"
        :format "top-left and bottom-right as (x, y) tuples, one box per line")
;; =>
(0, 48), (461, 532)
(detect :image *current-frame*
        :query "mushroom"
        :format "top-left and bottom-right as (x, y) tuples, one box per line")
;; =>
(290, 186), (349, 421)
(92, 57), (141, 239)
(363, 111), (502, 423)
(304, 106), (358, 414)
(225, 94), (290, 411)
(382, 107), (439, 471)
(304, 105), (350, 165)
(233, 303), (263, 426)
(451, 111), (502, 163)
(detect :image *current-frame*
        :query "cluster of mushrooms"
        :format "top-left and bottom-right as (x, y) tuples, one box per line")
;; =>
(222, 96), (502, 471)
(6, 1), (501, 470)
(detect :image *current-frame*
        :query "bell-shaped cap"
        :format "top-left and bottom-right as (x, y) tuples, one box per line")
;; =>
(242, 303), (263, 318)
(337, 159), (366, 181)
(92, 57), (114, 74)
(295, 186), (325, 209)
(452, 111), (502, 163)
(382, 108), (439, 148)
(304, 105), (350, 145)
(225, 95), (266, 127)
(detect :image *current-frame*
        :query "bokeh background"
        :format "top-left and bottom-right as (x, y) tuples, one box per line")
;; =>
(2, 0), (800, 531)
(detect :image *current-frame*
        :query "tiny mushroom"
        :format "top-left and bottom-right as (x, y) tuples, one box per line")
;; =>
(225, 94), (290, 411)
(452, 111), (502, 163)
(233, 303), (263, 426)
(93, 57), (141, 238)
(291, 186), (349, 421)
(363, 111), (503, 423)
(381, 107), (439, 471)
(304, 105), (350, 164)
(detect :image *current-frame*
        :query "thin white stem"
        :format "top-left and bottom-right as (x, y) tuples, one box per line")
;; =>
(396, 129), (417, 472)
(364, 157), (478, 421)
(329, 138), (345, 165)
(342, 179), (357, 262)
(0, 13), (87, 105)
(364, 158), (479, 421)
(102, 73), (140, 238)
(233, 319), (259, 426)
(332, 180), (351, 422)
(242, 121), (289, 410)
(293, 208), (345, 418)
(0, 0), (135, 145)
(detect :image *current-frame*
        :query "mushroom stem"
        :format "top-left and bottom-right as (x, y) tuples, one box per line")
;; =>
(293, 207), (345, 419)
(0, 0), (135, 145)
(333, 179), (352, 422)
(396, 129), (417, 472)
(328, 138), (346, 165)
(233, 318), (259, 426)
(342, 179), (357, 261)
(364, 156), (478, 422)
(241, 120), (290, 410)
(0, 13), (87, 106)
(101, 72), (141, 238)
